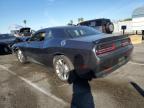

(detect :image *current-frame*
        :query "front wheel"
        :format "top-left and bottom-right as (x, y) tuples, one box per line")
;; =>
(53, 55), (74, 81)
(16, 49), (27, 64)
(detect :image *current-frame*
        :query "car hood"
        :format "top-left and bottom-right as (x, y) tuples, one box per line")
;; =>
(17, 36), (31, 41)
(0, 38), (16, 44)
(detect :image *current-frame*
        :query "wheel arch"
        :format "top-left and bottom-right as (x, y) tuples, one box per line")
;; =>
(53, 53), (85, 66)
(12, 46), (19, 53)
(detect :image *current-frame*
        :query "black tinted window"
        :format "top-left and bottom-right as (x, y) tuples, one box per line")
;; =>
(49, 26), (101, 38)
(79, 19), (111, 26)
(45, 30), (53, 40)
(65, 26), (101, 38)
(52, 29), (68, 38)
(20, 28), (30, 33)
(31, 32), (46, 41)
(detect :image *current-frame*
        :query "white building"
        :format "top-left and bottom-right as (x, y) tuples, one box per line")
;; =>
(113, 20), (134, 34)
(113, 6), (144, 35)
(132, 6), (144, 31)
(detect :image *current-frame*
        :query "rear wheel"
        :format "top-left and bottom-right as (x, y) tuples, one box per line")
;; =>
(3, 47), (9, 53)
(53, 55), (74, 81)
(17, 49), (27, 63)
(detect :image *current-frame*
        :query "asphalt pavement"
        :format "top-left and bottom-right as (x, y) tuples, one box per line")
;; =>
(0, 42), (144, 108)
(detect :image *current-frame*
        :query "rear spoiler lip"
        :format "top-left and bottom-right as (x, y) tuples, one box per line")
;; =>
(92, 35), (129, 45)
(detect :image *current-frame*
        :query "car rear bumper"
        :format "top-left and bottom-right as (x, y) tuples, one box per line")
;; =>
(93, 44), (133, 78)
(76, 44), (133, 79)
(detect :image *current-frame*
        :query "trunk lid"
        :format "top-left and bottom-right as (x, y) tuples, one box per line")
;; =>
(69, 33), (128, 44)
(94, 35), (131, 55)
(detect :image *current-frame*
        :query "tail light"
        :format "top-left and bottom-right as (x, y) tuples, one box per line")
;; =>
(96, 43), (116, 55)
(121, 38), (131, 47)
(96, 38), (131, 55)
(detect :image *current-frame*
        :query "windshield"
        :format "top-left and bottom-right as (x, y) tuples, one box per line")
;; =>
(65, 26), (101, 38)
(20, 28), (31, 33)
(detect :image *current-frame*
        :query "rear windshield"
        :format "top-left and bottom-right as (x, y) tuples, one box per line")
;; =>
(20, 28), (31, 33)
(79, 19), (111, 26)
(50, 26), (101, 38)
(65, 26), (101, 38)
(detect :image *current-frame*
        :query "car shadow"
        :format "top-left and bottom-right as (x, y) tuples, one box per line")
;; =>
(68, 71), (95, 108)
(68, 54), (95, 108)
(0, 51), (12, 56)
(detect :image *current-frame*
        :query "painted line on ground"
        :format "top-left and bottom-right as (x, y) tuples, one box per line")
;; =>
(129, 61), (144, 66)
(0, 65), (68, 106)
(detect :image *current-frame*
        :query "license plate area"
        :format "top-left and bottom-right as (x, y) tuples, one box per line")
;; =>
(118, 57), (125, 65)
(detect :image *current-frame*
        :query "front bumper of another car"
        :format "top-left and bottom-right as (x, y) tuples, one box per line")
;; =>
(0, 43), (11, 54)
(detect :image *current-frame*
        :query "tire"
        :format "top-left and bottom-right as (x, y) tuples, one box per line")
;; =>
(142, 30), (144, 40)
(16, 49), (27, 64)
(3, 47), (10, 53)
(53, 55), (74, 81)
(142, 35), (144, 40)
(105, 22), (114, 34)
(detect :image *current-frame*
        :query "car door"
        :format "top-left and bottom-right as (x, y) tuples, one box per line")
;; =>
(37, 30), (55, 66)
(25, 31), (46, 63)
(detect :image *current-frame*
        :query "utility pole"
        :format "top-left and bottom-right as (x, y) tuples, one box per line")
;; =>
(68, 20), (74, 25)
(78, 18), (84, 23)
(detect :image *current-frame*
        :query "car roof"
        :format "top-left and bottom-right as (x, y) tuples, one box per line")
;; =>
(78, 18), (111, 24)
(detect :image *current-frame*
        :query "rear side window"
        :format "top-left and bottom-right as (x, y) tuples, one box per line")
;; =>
(51, 29), (68, 38)
(79, 19), (111, 26)
(45, 30), (53, 40)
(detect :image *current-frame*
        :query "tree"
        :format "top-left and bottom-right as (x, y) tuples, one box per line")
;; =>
(23, 20), (27, 27)
(70, 20), (73, 24)
(68, 20), (74, 25)
(119, 18), (132, 22)
(78, 18), (84, 23)
(123, 18), (132, 21)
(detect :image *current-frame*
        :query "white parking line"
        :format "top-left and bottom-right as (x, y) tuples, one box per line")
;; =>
(129, 61), (144, 66)
(0, 65), (68, 106)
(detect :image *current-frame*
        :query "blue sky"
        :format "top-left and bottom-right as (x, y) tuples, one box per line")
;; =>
(0, 0), (144, 33)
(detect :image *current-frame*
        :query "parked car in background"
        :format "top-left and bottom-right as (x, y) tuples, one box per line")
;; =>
(0, 34), (30, 54)
(19, 27), (32, 36)
(12, 26), (133, 81)
(78, 18), (114, 34)
(11, 27), (34, 37)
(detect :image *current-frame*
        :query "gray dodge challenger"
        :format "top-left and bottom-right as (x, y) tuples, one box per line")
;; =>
(12, 26), (133, 81)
